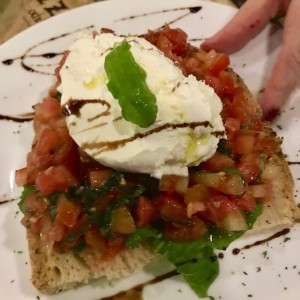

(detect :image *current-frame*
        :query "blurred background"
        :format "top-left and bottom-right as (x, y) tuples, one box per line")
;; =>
(0, 0), (238, 44)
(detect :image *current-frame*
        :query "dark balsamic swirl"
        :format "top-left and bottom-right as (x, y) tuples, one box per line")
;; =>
(232, 228), (290, 255)
(0, 113), (34, 123)
(1, 26), (94, 75)
(1, 6), (203, 75)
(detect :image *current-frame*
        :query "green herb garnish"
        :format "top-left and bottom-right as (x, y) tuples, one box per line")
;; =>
(18, 185), (36, 215)
(104, 40), (157, 128)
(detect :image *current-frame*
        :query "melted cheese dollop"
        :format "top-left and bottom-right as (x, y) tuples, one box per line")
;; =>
(58, 32), (225, 178)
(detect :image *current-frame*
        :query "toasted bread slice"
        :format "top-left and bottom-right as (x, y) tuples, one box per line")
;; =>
(24, 38), (299, 294)
(28, 231), (155, 293)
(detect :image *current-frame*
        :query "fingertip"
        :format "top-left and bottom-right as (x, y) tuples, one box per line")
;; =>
(262, 108), (279, 122)
(200, 40), (211, 51)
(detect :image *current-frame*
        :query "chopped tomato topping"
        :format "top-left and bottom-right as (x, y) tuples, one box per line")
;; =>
(56, 197), (81, 228)
(205, 194), (239, 222)
(85, 227), (107, 252)
(136, 196), (156, 227)
(200, 152), (235, 172)
(35, 165), (79, 196)
(17, 27), (280, 251)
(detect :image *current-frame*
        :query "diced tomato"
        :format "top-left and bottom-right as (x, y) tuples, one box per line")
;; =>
(205, 71), (235, 98)
(110, 206), (136, 234)
(56, 197), (81, 228)
(34, 97), (62, 124)
(15, 167), (28, 187)
(60, 213), (89, 250)
(161, 27), (187, 55)
(233, 133), (255, 155)
(103, 236), (125, 260)
(51, 139), (79, 171)
(200, 151), (235, 172)
(237, 153), (261, 183)
(85, 226), (107, 252)
(35, 165), (79, 196)
(184, 184), (209, 204)
(232, 189), (256, 212)
(159, 175), (188, 194)
(182, 57), (203, 78)
(225, 117), (241, 134)
(205, 194), (238, 222)
(35, 128), (60, 155)
(88, 169), (112, 188)
(23, 193), (49, 214)
(155, 193), (187, 222)
(186, 201), (206, 218)
(208, 53), (230, 75)
(164, 217), (207, 241)
(136, 196), (156, 227)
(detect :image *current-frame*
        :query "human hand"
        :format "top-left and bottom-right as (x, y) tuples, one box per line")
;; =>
(201, 0), (300, 120)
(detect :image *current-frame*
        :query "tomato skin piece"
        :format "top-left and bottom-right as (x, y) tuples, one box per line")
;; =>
(200, 151), (235, 172)
(103, 236), (125, 260)
(34, 97), (62, 124)
(56, 197), (81, 228)
(232, 190), (256, 212)
(237, 153), (261, 183)
(85, 227), (107, 252)
(233, 133), (255, 155)
(23, 193), (49, 215)
(15, 167), (28, 187)
(208, 53), (230, 75)
(35, 128), (60, 155)
(162, 27), (187, 55)
(35, 165), (79, 196)
(88, 169), (112, 188)
(59, 214), (89, 250)
(136, 196), (156, 227)
(205, 194), (238, 222)
(225, 117), (241, 134)
(204, 71), (235, 98)
(155, 193), (187, 222)
(164, 217), (207, 242)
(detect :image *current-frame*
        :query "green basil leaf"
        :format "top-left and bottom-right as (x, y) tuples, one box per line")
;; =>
(245, 203), (264, 229)
(204, 226), (244, 250)
(105, 40), (157, 128)
(177, 246), (219, 299)
(126, 227), (162, 248)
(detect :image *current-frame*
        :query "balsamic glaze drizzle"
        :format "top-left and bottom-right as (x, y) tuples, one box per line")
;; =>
(288, 161), (300, 165)
(232, 228), (290, 255)
(0, 198), (18, 205)
(1, 6), (203, 74)
(101, 270), (178, 300)
(0, 113), (34, 123)
(117, 6), (202, 21)
(1, 26), (94, 75)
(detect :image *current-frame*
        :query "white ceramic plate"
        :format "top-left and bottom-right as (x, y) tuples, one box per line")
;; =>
(1, 0), (300, 299)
